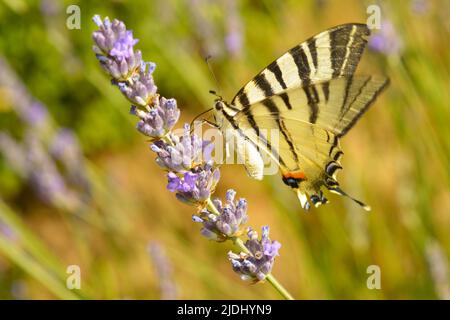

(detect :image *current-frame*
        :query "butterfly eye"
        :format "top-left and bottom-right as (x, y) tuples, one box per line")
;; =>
(214, 101), (223, 111)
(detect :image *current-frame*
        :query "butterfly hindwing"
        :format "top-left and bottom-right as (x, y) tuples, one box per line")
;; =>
(231, 114), (344, 207)
(234, 75), (389, 138)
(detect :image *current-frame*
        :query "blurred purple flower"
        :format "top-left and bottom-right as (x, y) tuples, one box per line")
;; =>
(193, 189), (248, 241)
(368, 21), (403, 56)
(26, 132), (79, 209)
(50, 128), (90, 191)
(147, 242), (177, 300)
(411, 0), (429, 15)
(224, 0), (243, 57)
(22, 102), (49, 127)
(40, 0), (60, 17)
(0, 56), (90, 209)
(50, 128), (78, 161)
(0, 221), (17, 241)
(228, 226), (281, 282)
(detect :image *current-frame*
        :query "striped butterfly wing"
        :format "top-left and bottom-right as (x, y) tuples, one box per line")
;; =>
(237, 75), (390, 138)
(232, 112), (345, 209)
(231, 23), (371, 109)
(232, 76), (388, 210)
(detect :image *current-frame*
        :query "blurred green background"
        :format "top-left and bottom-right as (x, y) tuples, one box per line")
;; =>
(0, 0), (449, 299)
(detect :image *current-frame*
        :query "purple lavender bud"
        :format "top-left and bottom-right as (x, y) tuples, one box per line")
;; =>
(132, 96), (180, 140)
(192, 189), (248, 241)
(227, 226), (281, 282)
(167, 172), (181, 192)
(115, 62), (157, 106)
(151, 124), (212, 172)
(166, 164), (220, 206)
(92, 15), (141, 80)
(110, 30), (139, 60)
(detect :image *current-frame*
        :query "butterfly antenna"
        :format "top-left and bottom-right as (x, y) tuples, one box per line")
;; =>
(190, 108), (214, 134)
(205, 55), (222, 98)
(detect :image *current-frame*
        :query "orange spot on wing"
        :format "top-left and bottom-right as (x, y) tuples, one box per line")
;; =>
(283, 171), (307, 181)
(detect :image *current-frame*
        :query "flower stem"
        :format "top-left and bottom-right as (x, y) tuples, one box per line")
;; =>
(265, 273), (295, 300)
(206, 198), (294, 300)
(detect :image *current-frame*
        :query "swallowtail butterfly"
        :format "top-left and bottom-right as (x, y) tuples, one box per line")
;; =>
(211, 23), (389, 211)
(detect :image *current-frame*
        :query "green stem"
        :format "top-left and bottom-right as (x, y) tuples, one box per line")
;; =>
(206, 198), (295, 300)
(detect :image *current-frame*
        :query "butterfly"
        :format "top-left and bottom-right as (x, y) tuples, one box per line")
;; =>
(209, 23), (389, 211)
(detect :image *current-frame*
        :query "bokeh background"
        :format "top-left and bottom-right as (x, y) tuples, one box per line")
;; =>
(1, 0), (449, 299)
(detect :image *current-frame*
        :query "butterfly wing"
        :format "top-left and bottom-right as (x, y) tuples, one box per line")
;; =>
(231, 23), (371, 108)
(230, 76), (388, 210)
(231, 112), (345, 209)
(236, 75), (389, 138)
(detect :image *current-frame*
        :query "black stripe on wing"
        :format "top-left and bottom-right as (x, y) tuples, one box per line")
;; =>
(231, 23), (371, 108)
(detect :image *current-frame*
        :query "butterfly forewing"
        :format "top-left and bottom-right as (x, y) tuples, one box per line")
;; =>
(231, 23), (371, 108)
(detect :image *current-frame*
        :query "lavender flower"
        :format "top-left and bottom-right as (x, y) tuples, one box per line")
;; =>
(151, 124), (213, 172)
(0, 57), (90, 209)
(228, 226), (281, 282)
(193, 189), (248, 241)
(147, 242), (178, 300)
(26, 133), (70, 205)
(224, 0), (243, 57)
(115, 62), (157, 106)
(92, 15), (142, 80)
(130, 96), (180, 139)
(167, 163), (220, 205)
(50, 128), (90, 191)
(0, 220), (17, 241)
(22, 102), (49, 128)
(368, 21), (403, 57)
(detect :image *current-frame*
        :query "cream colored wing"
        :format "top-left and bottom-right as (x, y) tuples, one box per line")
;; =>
(231, 23), (371, 109)
(235, 75), (389, 138)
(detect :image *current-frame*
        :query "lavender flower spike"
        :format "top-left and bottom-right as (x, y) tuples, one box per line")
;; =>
(92, 15), (142, 81)
(193, 189), (248, 241)
(116, 62), (157, 107)
(151, 124), (213, 172)
(228, 226), (281, 282)
(130, 96), (180, 139)
(92, 15), (290, 299)
(167, 163), (220, 206)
